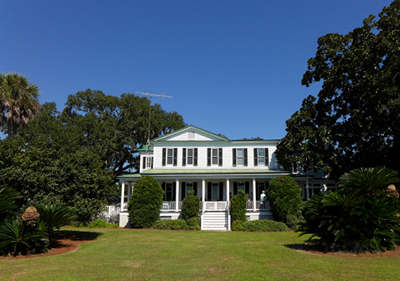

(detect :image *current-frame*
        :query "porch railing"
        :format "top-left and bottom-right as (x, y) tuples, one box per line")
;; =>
(245, 200), (271, 211)
(161, 201), (183, 211)
(203, 201), (228, 211)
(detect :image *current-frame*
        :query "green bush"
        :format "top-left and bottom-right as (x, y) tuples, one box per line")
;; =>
(128, 176), (163, 228)
(299, 167), (400, 253)
(186, 217), (201, 230)
(89, 219), (118, 228)
(230, 190), (247, 222)
(181, 193), (200, 221)
(152, 219), (189, 230)
(0, 219), (48, 256)
(232, 219), (289, 232)
(36, 203), (76, 246)
(0, 186), (21, 221)
(267, 176), (302, 227)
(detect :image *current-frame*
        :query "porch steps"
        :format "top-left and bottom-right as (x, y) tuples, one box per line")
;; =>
(201, 211), (230, 231)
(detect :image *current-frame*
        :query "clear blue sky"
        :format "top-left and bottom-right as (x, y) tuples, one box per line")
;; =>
(0, 0), (392, 139)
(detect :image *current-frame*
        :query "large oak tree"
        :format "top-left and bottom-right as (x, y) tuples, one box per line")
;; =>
(277, 1), (400, 178)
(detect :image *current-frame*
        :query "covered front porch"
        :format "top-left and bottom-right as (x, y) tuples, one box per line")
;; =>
(118, 169), (288, 228)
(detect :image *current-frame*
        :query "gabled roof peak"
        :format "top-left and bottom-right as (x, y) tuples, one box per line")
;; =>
(152, 125), (230, 143)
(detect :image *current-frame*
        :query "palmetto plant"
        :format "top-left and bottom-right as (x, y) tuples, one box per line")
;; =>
(36, 204), (76, 246)
(0, 219), (48, 256)
(0, 73), (40, 136)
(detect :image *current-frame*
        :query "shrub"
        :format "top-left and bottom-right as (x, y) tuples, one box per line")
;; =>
(181, 193), (200, 221)
(299, 167), (400, 253)
(0, 186), (21, 221)
(36, 204), (76, 246)
(0, 219), (48, 256)
(186, 217), (201, 230)
(231, 190), (247, 222)
(152, 219), (188, 230)
(232, 219), (289, 232)
(128, 176), (163, 228)
(267, 176), (302, 227)
(89, 219), (118, 228)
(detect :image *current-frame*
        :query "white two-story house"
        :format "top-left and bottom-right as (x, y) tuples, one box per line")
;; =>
(117, 126), (290, 230)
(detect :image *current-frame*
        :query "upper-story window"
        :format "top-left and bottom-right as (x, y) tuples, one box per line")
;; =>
(142, 156), (153, 170)
(162, 148), (177, 166)
(232, 148), (248, 166)
(182, 148), (198, 166)
(254, 148), (269, 166)
(207, 148), (222, 166)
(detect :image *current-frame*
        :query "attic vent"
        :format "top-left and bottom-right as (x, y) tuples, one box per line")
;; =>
(188, 131), (195, 139)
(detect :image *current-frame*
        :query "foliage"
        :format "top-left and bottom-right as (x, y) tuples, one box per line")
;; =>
(267, 176), (302, 227)
(128, 176), (163, 228)
(62, 89), (185, 176)
(0, 73), (40, 137)
(230, 190), (247, 222)
(180, 193), (200, 221)
(276, 1), (400, 178)
(0, 219), (48, 256)
(185, 217), (201, 230)
(152, 219), (190, 230)
(232, 219), (289, 232)
(36, 204), (76, 245)
(0, 186), (21, 221)
(89, 219), (118, 228)
(299, 167), (400, 253)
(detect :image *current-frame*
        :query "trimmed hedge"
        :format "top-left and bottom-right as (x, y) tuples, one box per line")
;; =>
(152, 219), (201, 230)
(89, 219), (118, 228)
(128, 176), (163, 228)
(230, 190), (247, 222)
(232, 219), (289, 232)
(181, 194), (200, 221)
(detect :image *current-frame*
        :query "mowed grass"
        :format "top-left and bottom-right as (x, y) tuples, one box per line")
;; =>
(1, 228), (400, 281)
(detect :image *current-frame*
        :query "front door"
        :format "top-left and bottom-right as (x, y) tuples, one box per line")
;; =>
(211, 183), (219, 201)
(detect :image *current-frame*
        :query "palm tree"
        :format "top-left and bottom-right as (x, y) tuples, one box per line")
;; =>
(0, 73), (40, 137)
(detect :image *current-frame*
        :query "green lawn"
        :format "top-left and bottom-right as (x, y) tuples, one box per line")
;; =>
(1, 228), (399, 281)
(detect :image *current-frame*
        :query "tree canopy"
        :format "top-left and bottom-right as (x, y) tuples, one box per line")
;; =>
(276, 1), (400, 178)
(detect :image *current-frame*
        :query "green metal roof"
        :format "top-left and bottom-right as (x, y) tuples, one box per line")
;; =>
(137, 144), (153, 152)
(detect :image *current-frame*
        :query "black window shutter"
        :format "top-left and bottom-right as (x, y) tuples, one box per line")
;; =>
(182, 148), (186, 166)
(219, 182), (223, 201)
(181, 182), (186, 200)
(207, 182), (212, 201)
(193, 182), (198, 196)
(151, 157), (153, 168)
(161, 183), (166, 200)
(244, 148), (248, 166)
(245, 181), (250, 194)
(194, 148), (198, 166)
(218, 148), (223, 166)
(162, 148), (166, 166)
(254, 148), (258, 166)
(232, 148), (236, 167)
(207, 148), (211, 166)
(173, 148), (177, 166)
(142, 157), (146, 169)
(174, 182), (177, 200)
(233, 182), (238, 195)
(265, 148), (269, 166)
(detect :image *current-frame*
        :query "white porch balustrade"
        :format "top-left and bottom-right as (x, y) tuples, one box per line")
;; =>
(203, 201), (229, 211)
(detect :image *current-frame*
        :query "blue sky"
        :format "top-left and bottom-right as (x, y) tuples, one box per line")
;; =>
(0, 0), (392, 139)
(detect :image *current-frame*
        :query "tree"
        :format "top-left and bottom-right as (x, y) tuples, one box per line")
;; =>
(128, 176), (163, 228)
(0, 186), (21, 221)
(277, 1), (400, 178)
(62, 90), (185, 177)
(299, 167), (400, 253)
(267, 176), (302, 227)
(181, 192), (200, 221)
(0, 73), (40, 137)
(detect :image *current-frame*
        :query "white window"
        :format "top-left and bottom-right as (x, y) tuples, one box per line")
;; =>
(236, 148), (244, 165)
(187, 149), (193, 165)
(167, 149), (173, 165)
(212, 148), (218, 165)
(257, 149), (265, 165)
(146, 157), (153, 169)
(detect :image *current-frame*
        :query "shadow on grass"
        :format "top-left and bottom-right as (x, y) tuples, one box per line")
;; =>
(54, 230), (102, 242)
(284, 243), (325, 252)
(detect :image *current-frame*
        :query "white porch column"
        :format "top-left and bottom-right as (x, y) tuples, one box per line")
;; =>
(175, 179), (180, 212)
(202, 179), (206, 213)
(226, 179), (230, 205)
(252, 178), (256, 212)
(120, 181), (125, 212)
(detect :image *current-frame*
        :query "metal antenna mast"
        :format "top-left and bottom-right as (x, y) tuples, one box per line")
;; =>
(135, 91), (172, 145)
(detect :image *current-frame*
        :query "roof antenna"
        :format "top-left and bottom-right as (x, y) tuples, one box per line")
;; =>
(135, 91), (172, 145)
